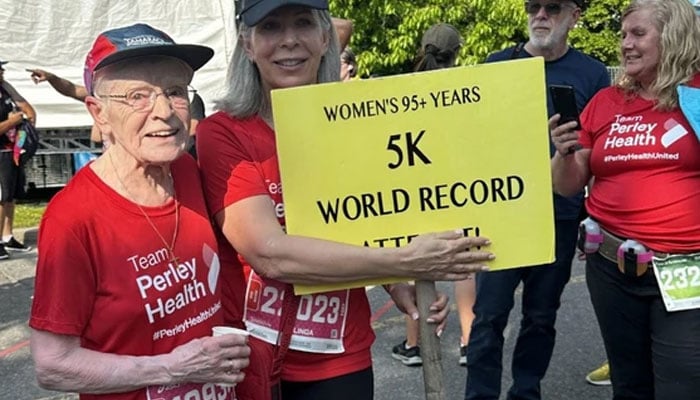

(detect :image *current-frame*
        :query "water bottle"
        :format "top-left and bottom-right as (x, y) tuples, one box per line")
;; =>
(617, 239), (653, 276)
(579, 217), (603, 253)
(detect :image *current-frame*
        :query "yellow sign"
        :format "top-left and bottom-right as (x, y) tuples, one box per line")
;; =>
(272, 58), (554, 295)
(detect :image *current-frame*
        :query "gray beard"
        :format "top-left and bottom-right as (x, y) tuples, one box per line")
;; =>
(529, 35), (556, 51)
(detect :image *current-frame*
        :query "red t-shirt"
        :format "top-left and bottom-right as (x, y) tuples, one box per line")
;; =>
(579, 81), (700, 252)
(197, 112), (374, 382)
(30, 155), (233, 400)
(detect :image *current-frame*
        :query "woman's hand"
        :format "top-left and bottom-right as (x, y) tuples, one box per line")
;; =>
(388, 283), (451, 336)
(166, 333), (251, 386)
(399, 229), (493, 281)
(549, 114), (581, 157)
(7, 111), (23, 125)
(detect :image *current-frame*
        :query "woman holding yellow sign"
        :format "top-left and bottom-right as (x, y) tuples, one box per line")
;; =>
(196, 0), (494, 399)
(551, 0), (700, 398)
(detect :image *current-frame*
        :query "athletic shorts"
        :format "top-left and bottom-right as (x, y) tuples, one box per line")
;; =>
(0, 151), (26, 202)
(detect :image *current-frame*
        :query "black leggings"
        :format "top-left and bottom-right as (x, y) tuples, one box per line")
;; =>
(281, 367), (374, 400)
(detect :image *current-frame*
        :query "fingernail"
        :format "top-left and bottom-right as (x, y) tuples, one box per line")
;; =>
(488, 254), (496, 260)
(429, 305), (438, 311)
(436, 329), (443, 338)
(411, 312), (419, 321)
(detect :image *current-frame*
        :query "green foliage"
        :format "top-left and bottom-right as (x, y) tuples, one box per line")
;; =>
(15, 202), (46, 229)
(569, 0), (630, 66)
(330, 0), (630, 76)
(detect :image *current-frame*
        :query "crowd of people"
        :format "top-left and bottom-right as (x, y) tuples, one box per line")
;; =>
(0, 0), (696, 399)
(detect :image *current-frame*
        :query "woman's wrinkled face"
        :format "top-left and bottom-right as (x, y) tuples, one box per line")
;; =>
(92, 58), (192, 165)
(621, 9), (661, 86)
(243, 5), (329, 92)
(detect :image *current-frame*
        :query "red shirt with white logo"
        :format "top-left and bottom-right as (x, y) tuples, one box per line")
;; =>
(30, 155), (232, 400)
(197, 112), (374, 382)
(579, 78), (700, 252)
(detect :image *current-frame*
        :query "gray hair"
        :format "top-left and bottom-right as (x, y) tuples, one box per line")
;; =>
(215, 9), (340, 118)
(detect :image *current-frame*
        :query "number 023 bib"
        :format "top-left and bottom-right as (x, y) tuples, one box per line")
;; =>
(243, 273), (349, 354)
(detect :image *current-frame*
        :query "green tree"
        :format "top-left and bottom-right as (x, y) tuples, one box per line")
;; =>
(570, 0), (629, 66)
(330, 0), (628, 77)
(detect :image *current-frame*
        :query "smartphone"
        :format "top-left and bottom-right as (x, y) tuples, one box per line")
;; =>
(549, 84), (581, 130)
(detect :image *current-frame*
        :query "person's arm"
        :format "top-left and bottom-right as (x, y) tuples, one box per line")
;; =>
(31, 329), (250, 393)
(15, 100), (36, 125)
(214, 196), (492, 285)
(3, 82), (36, 125)
(27, 68), (88, 102)
(0, 110), (23, 135)
(332, 18), (353, 50)
(550, 116), (592, 196)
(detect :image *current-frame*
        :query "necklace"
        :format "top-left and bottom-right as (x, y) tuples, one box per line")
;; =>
(108, 152), (180, 264)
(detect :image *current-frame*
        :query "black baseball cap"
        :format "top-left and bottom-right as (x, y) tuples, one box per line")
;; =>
(239, 0), (328, 26)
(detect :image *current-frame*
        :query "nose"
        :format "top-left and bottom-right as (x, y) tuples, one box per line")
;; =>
(621, 36), (633, 50)
(535, 6), (549, 18)
(150, 92), (176, 118)
(281, 26), (300, 48)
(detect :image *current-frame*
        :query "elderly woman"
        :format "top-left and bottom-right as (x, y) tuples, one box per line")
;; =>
(29, 24), (250, 400)
(196, 1), (494, 399)
(551, 1), (700, 398)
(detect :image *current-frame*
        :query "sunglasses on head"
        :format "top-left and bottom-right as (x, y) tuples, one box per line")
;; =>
(525, 2), (569, 15)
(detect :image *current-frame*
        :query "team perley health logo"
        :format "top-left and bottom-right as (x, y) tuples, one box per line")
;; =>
(133, 243), (221, 324)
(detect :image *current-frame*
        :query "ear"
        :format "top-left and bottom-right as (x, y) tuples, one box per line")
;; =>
(321, 25), (332, 56)
(570, 8), (581, 28)
(241, 33), (256, 62)
(85, 96), (112, 136)
(321, 27), (330, 55)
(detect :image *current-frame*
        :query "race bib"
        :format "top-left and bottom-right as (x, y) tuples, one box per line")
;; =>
(243, 273), (349, 353)
(146, 382), (235, 400)
(652, 252), (700, 312)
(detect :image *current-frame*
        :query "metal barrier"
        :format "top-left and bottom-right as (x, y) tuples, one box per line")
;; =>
(607, 66), (622, 84)
(25, 127), (101, 190)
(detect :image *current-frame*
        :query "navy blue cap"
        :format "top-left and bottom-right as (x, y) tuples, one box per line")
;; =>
(239, 0), (328, 26)
(84, 23), (213, 94)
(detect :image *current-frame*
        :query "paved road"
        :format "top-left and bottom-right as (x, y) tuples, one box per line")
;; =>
(1, 229), (612, 399)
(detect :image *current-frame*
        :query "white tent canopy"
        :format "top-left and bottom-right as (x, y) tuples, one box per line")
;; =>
(0, 0), (237, 128)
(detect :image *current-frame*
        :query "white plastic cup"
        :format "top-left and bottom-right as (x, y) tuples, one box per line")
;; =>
(212, 326), (251, 337)
(212, 326), (250, 388)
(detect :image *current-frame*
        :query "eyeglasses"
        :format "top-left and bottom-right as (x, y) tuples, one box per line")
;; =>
(525, 2), (571, 15)
(97, 86), (196, 113)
